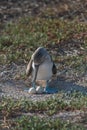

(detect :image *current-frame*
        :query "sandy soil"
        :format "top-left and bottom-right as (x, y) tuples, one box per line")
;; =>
(0, 0), (87, 126)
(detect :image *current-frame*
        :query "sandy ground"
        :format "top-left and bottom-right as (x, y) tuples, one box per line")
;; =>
(0, 62), (87, 100)
(0, 0), (87, 126)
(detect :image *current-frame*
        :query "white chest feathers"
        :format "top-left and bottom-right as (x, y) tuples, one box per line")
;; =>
(32, 61), (53, 80)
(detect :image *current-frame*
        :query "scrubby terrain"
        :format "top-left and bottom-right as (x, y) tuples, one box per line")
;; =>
(0, 0), (87, 129)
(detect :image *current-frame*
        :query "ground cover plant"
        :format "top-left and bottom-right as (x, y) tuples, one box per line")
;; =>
(0, 16), (87, 130)
(0, 93), (87, 129)
(0, 16), (87, 82)
(0, 17), (87, 64)
(0, 0), (87, 129)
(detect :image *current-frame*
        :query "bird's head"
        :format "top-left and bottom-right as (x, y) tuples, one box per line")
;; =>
(32, 47), (48, 65)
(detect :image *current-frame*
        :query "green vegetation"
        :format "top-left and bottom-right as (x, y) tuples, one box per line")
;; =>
(0, 93), (87, 129)
(0, 3), (87, 129)
(0, 17), (87, 64)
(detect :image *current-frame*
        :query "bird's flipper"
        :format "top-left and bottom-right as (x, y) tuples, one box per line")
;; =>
(26, 58), (33, 77)
(52, 63), (57, 74)
(32, 65), (39, 82)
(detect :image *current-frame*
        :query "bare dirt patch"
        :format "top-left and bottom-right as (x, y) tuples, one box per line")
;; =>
(0, 0), (87, 129)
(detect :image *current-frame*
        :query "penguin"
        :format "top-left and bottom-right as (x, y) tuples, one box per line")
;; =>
(26, 47), (57, 93)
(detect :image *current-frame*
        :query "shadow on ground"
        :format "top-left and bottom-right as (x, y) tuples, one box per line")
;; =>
(0, 77), (87, 100)
(49, 78), (87, 94)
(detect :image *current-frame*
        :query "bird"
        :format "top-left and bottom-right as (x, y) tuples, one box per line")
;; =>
(26, 47), (57, 93)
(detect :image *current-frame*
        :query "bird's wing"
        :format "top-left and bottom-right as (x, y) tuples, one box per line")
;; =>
(50, 55), (57, 75)
(52, 63), (57, 74)
(26, 58), (33, 77)
(32, 65), (39, 82)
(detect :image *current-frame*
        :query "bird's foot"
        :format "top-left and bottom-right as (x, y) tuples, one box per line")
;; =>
(28, 86), (44, 94)
(28, 87), (36, 94)
(27, 82), (36, 94)
(36, 86), (44, 94)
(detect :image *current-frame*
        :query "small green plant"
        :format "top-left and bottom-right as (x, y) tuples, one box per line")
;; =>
(0, 93), (87, 129)
(0, 16), (87, 64)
